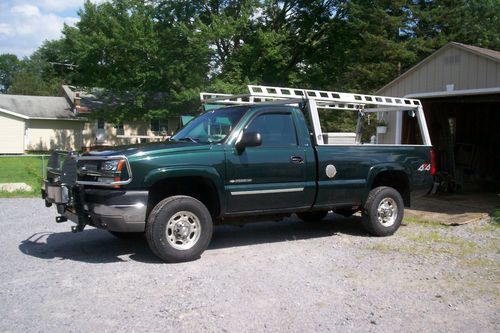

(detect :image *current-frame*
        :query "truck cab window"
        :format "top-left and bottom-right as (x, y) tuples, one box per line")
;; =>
(246, 113), (297, 147)
(172, 106), (249, 144)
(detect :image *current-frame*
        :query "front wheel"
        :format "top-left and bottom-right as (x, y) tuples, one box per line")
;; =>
(362, 186), (404, 236)
(146, 196), (213, 263)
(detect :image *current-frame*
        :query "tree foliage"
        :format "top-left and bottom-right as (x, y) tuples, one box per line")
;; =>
(1, 0), (499, 120)
(0, 54), (20, 93)
(8, 51), (64, 96)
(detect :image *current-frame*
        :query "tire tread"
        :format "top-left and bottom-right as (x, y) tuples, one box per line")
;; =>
(146, 195), (213, 262)
(362, 186), (403, 236)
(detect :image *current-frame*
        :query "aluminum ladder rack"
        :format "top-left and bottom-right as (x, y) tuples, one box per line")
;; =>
(200, 85), (430, 146)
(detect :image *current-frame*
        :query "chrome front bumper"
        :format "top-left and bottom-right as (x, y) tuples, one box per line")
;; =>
(43, 184), (148, 232)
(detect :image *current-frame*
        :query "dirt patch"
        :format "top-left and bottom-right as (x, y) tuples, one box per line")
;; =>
(407, 192), (499, 225)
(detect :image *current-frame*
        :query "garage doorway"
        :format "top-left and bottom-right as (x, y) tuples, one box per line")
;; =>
(402, 94), (500, 192)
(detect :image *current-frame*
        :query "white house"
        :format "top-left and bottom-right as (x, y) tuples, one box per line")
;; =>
(0, 94), (85, 153)
(0, 86), (182, 154)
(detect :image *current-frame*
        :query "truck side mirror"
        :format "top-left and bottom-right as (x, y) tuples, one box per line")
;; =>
(235, 131), (262, 152)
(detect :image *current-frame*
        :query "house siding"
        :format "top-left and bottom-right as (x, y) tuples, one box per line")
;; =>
(82, 122), (95, 148)
(378, 45), (500, 97)
(82, 117), (179, 148)
(27, 119), (84, 151)
(0, 113), (25, 154)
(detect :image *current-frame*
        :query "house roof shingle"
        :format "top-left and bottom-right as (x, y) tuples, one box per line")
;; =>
(0, 94), (76, 119)
(453, 42), (500, 62)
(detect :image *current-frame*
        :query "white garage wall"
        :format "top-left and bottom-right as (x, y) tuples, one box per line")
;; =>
(0, 113), (25, 154)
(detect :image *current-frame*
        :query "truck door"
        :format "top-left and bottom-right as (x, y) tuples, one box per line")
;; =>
(225, 109), (310, 213)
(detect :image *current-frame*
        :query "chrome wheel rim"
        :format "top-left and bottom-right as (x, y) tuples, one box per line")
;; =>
(377, 197), (397, 227)
(166, 211), (201, 250)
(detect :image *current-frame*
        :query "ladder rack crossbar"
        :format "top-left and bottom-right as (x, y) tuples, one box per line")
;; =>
(247, 85), (421, 108)
(200, 93), (290, 105)
(201, 85), (421, 112)
(201, 93), (365, 111)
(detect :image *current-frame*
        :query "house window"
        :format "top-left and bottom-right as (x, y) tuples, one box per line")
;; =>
(97, 119), (105, 129)
(114, 123), (124, 135)
(151, 119), (169, 134)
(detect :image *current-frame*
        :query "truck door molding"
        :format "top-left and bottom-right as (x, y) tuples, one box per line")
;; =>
(225, 109), (308, 212)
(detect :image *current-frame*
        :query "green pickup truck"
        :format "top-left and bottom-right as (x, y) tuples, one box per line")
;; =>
(42, 85), (435, 262)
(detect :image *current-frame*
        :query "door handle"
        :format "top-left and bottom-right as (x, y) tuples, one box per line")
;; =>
(290, 156), (304, 164)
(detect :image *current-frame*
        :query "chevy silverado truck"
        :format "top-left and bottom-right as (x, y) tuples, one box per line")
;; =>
(42, 85), (435, 262)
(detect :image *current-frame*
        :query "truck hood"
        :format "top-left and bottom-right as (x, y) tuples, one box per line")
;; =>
(81, 140), (209, 158)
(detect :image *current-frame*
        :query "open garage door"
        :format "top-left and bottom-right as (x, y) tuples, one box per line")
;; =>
(403, 93), (500, 191)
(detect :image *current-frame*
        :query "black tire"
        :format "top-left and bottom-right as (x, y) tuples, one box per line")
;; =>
(297, 211), (328, 223)
(362, 186), (404, 236)
(146, 195), (213, 263)
(108, 231), (144, 239)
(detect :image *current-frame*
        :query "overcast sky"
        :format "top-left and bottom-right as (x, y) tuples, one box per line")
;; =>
(0, 0), (102, 58)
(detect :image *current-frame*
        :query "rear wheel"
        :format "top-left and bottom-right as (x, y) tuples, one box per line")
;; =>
(297, 211), (328, 223)
(362, 186), (404, 236)
(146, 195), (213, 263)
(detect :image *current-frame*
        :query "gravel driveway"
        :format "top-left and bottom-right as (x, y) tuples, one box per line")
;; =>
(0, 198), (498, 332)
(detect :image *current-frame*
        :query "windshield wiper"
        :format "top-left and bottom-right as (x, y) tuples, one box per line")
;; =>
(177, 137), (199, 143)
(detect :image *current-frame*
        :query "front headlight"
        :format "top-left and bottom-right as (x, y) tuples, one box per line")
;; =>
(76, 156), (131, 186)
(101, 159), (122, 171)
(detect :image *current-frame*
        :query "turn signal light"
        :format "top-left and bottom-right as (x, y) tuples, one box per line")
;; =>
(113, 159), (126, 188)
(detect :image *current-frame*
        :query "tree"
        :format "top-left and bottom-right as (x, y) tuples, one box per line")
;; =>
(57, 0), (211, 122)
(0, 54), (20, 93)
(410, 0), (500, 60)
(8, 51), (63, 96)
(36, 39), (77, 83)
(199, 1), (349, 90)
(337, 0), (416, 92)
(12, 0), (498, 117)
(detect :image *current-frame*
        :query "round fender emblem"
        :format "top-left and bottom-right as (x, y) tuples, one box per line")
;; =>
(326, 164), (337, 178)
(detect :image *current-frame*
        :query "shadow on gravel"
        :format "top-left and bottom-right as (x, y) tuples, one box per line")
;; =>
(208, 214), (367, 250)
(18, 230), (163, 264)
(18, 214), (368, 264)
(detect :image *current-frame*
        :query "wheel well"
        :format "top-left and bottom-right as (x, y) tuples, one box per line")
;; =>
(147, 176), (220, 219)
(371, 171), (410, 207)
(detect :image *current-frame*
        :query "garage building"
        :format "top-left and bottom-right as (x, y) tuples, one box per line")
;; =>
(377, 42), (500, 191)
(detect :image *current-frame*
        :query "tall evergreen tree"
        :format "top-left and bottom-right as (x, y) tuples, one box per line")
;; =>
(411, 0), (500, 60)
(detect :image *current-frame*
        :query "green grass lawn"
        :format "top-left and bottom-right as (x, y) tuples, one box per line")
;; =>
(0, 156), (48, 197)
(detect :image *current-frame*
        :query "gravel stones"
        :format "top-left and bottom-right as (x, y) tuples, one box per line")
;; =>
(0, 198), (498, 332)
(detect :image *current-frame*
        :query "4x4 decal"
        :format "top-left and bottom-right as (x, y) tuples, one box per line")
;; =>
(418, 163), (431, 172)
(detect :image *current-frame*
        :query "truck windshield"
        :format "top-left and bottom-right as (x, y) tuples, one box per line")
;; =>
(171, 106), (249, 144)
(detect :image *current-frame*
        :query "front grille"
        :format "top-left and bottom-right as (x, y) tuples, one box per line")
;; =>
(47, 151), (77, 185)
(61, 153), (78, 185)
(76, 160), (101, 182)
